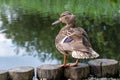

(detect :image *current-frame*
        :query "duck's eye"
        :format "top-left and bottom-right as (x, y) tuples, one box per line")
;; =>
(61, 15), (66, 17)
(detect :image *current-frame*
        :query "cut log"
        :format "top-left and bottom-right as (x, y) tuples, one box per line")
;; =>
(64, 63), (90, 80)
(8, 66), (34, 80)
(37, 64), (65, 80)
(0, 70), (8, 80)
(88, 59), (119, 78)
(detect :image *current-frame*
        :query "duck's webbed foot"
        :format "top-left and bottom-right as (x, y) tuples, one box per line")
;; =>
(67, 59), (79, 67)
(60, 59), (79, 67)
(60, 63), (78, 67)
(60, 64), (69, 67)
(66, 63), (78, 67)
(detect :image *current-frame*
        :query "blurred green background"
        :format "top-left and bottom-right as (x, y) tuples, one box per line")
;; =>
(0, 0), (120, 63)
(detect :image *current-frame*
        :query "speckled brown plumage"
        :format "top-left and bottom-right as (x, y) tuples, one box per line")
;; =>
(52, 11), (99, 67)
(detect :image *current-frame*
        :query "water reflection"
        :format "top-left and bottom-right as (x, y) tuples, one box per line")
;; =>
(0, 5), (61, 70)
(0, 56), (59, 70)
(0, 31), (60, 70)
(0, 3), (120, 68)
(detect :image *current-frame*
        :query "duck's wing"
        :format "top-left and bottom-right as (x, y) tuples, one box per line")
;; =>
(61, 27), (99, 58)
(74, 27), (91, 47)
(62, 27), (91, 51)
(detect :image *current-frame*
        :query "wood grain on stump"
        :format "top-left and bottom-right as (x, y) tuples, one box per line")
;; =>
(88, 59), (119, 78)
(8, 66), (34, 80)
(37, 64), (64, 80)
(0, 70), (8, 80)
(64, 63), (90, 80)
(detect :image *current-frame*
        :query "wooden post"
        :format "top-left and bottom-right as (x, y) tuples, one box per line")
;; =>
(64, 63), (90, 80)
(37, 64), (65, 80)
(8, 66), (34, 80)
(0, 70), (8, 80)
(88, 59), (119, 78)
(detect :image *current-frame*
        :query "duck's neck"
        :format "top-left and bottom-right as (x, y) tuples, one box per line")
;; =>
(66, 23), (76, 28)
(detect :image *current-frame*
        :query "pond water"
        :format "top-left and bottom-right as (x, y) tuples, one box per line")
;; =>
(0, 1), (120, 70)
(0, 27), (59, 70)
(0, 4), (61, 70)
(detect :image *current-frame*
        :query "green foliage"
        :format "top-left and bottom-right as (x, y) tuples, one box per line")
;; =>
(0, 0), (120, 62)
(0, 0), (120, 17)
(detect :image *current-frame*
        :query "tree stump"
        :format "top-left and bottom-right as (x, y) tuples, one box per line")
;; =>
(88, 59), (119, 78)
(0, 70), (8, 80)
(64, 63), (90, 80)
(8, 66), (34, 80)
(37, 64), (64, 80)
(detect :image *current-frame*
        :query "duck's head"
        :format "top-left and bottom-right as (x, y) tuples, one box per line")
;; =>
(52, 11), (76, 25)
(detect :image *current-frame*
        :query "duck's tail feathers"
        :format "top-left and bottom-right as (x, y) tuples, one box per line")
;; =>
(72, 50), (99, 59)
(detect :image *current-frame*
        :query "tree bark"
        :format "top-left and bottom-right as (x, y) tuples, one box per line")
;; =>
(88, 59), (119, 78)
(37, 64), (65, 80)
(8, 66), (34, 80)
(0, 70), (8, 80)
(64, 63), (90, 80)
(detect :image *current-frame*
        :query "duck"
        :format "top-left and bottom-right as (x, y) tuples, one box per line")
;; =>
(52, 11), (99, 67)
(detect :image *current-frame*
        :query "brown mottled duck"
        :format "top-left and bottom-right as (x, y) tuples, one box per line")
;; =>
(52, 11), (99, 67)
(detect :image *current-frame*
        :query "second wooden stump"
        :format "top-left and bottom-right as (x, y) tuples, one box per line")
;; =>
(88, 59), (119, 78)
(37, 64), (64, 80)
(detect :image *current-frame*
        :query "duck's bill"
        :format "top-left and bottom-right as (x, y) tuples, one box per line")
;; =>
(52, 20), (61, 25)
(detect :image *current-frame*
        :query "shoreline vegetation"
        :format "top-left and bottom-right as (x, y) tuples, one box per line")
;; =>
(0, 0), (120, 61)
(0, 0), (120, 17)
